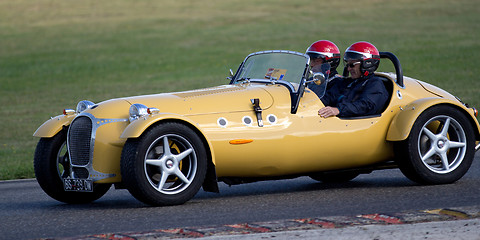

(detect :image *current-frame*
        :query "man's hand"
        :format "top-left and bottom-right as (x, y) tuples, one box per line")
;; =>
(318, 106), (339, 118)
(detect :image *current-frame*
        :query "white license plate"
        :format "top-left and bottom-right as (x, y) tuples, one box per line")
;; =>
(63, 178), (93, 192)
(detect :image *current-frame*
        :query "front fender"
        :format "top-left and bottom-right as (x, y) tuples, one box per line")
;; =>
(120, 113), (215, 160)
(120, 113), (200, 138)
(121, 113), (218, 191)
(33, 114), (76, 137)
(386, 97), (479, 141)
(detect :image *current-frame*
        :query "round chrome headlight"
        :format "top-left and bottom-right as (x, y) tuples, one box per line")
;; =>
(129, 103), (149, 122)
(76, 100), (95, 113)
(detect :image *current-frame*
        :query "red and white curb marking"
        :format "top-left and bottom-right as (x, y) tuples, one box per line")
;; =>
(45, 206), (480, 240)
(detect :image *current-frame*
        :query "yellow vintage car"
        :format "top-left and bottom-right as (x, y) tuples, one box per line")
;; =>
(34, 50), (480, 206)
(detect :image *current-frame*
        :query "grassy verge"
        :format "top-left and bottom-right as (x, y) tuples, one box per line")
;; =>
(0, 0), (479, 180)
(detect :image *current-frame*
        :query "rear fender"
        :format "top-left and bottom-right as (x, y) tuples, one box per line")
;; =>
(386, 98), (480, 141)
(33, 114), (76, 137)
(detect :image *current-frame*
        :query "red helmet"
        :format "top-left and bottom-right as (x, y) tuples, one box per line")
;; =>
(344, 41), (380, 76)
(306, 40), (341, 71)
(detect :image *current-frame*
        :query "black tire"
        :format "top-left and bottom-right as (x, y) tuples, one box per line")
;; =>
(394, 105), (475, 184)
(310, 171), (359, 183)
(34, 129), (111, 204)
(121, 122), (207, 206)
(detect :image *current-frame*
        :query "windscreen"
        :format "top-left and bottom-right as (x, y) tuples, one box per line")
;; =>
(234, 51), (309, 86)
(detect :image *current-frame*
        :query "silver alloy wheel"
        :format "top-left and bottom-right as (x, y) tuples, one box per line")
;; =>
(418, 115), (467, 174)
(144, 134), (197, 195)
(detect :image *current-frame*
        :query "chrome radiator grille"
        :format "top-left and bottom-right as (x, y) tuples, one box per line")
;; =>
(68, 116), (92, 166)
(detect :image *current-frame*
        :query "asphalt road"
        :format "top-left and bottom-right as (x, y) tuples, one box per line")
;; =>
(1, 153), (479, 240)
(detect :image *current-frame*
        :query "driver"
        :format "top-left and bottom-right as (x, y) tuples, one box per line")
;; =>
(305, 40), (342, 98)
(318, 41), (389, 118)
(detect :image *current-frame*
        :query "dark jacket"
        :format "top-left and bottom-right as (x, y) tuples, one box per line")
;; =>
(321, 74), (389, 117)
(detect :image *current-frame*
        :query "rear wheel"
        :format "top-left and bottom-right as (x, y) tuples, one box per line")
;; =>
(34, 129), (111, 204)
(395, 105), (475, 184)
(121, 122), (207, 206)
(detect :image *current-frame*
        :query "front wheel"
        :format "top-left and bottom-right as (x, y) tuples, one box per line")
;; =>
(395, 105), (475, 184)
(121, 122), (207, 206)
(34, 129), (111, 204)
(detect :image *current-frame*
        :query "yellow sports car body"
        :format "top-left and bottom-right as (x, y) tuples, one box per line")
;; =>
(34, 50), (480, 206)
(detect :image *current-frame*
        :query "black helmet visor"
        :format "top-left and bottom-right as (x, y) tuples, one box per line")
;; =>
(343, 51), (364, 62)
(307, 52), (325, 60)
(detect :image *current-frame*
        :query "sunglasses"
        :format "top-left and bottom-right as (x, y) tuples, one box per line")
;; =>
(345, 61), (361, 68)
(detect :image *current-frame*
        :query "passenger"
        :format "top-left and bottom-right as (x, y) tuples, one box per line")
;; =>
(305, 40), (342, 98)
(318, 41), (389, 118)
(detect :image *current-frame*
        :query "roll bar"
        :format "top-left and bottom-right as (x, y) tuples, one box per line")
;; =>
(342, 51), (404, 88)
(379, 52), (404, 88)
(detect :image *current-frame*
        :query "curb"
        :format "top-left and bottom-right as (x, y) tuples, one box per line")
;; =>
(45, 205), (480, 240)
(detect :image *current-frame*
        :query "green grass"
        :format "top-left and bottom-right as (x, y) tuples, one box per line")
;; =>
(1, 0), (479, 180)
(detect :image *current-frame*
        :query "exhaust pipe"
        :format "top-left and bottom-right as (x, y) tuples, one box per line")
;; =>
(476, 143), (480, 152)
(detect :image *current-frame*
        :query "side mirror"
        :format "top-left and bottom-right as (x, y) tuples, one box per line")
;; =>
(305, 71), (325, 85)
(311, 72), (326, 85)
(306, 62), (330, 85)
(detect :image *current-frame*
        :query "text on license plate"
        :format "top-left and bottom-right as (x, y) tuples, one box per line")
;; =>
(63, 179), (93, 192)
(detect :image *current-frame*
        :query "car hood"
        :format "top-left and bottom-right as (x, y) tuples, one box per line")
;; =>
(121, 84), (275, 116)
